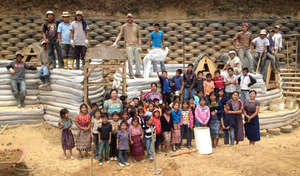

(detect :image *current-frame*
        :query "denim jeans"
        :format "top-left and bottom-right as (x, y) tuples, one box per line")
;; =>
(110, 133), (118, 158)
(184, 88), (195, 101)
(180, 125), (191, 147)
(118, 150), (128, 164)
(223, 127), (235, 145)
(145, 138), (153, 158)
(98, 140), (110, 161)
(93, 133), (99, 158)
(73, 45), (87, 69)
(240, 90), (249, 104)
(126, 46), (142, 76)
(47, 41), (63, 68)
(238, 48), (254, 72)
(152, 61), (166, 72)
(11, 79), (26, 104)
(253, 52), (267, 73)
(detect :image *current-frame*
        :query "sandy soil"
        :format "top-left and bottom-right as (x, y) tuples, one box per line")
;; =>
(1, 123), (300, 176)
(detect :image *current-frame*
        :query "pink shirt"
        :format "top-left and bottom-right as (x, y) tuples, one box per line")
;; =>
(195, 105), (210, 125)
(129, 125), (143, 136)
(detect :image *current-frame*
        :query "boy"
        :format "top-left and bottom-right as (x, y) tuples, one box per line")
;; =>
(181, 64), (196, 101)
(6, 52), (36, 107)
(98, 113), (112, 166)
(120, 95), (129, 112)
(212, 70), (224, 95)
(149, 23), (165, 72)
(193, 71), (205, 94)
(171, 69), (183, 96)
(238, 67), (257, 103)
(143, 116), (156, 160)
(89, 103), (99, 117)
(132, 97), (140, 108)
(224, 67), (237, 100)
(203, 73), (215, 100)
(157, 71), (172, 105)
(39, 40), (51, 90)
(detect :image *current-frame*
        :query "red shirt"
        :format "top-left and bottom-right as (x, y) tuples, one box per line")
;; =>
(152, 116), (161, 134)
(212, 76), (225, 89)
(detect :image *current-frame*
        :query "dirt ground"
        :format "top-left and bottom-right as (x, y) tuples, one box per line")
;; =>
(1, 123), (300, 176)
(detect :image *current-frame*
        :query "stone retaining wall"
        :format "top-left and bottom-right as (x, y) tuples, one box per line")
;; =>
(0, 16), (299, 66)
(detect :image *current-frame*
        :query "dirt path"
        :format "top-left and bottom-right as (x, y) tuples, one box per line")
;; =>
(1, 123), (300, 176)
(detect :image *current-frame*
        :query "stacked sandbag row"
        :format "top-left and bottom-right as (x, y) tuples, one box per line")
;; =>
(0, 68), (40, 107)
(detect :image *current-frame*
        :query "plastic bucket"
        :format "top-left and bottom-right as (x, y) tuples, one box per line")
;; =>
(194, 127), (212, 154)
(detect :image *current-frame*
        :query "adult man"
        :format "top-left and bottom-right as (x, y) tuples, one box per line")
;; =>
(238, 67), (256, 104)
(273, 25), (283, 54)
(252, 29), (269, 74)
(39, 41), (51, 90)
(58, 11), (73, 69)
(71, 11), (89, 70)
(181, 64), (196, 101)
(224, 50), (242, 75)
(6, 52), (36, 108)
(233, 23), (254, 72)
(42, 10), (63, 68)
(114, 13), (143, 79)
(224, 67), (237, 100)
(265, 30), (280, 72)
(149, 23), (165, 72)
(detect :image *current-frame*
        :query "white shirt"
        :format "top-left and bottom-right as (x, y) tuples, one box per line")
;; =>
(252, 37), (269, 53)
(71, 21), (89, 46)
(272, 32), (282, 52)
(92, 118), (102, 134)
(227, 56), (242, 75)
(240, 75), (251, 90)
(225, 74), (237, 93)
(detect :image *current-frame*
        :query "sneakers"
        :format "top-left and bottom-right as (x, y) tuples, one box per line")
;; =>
(124, 162), (130, 166)
(98, 162), (103, 166)
(172, 145), (177, 152)
(119, 162), (125, 167)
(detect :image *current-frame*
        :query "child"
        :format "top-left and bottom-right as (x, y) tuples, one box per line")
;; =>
(143, 116), (156, 160)
(152, 108), (162, 152)
(117, 121), (130, 167)
(120, 111), (130, 126)
(120, 95), (129, 112)
(224, 67), (237, 100)
(129, 117), (144, 161)
(208, 93), (221, 148)
(91, 110), (102, 158)
(171, 69), (183, 96)
(145, 102), (154, 118)
(194, 71), (205, 94)
(238, 67), (257, 104)
(194, 90), (204, 106)
(58, 108), (75, 160)
(180, 101), (193, 148)
(203, 73), (215, 100)
(157, 71), (172, 105)
(98, 113), (112, 166)
(110, 112), (121, 161)
(137, 108), (146, 129)
(195, 97), (210, 127)
(89, 103), (99, 117)
(161, 107), (173, 152)
(153, 98), (160, 108)
(169, 95), (180, 108)
(132, 97), (140, 108)
(38, 61), (51, 90)
(182, 64), (196, 101)
(171, 102), (181, 151)
(212, 70), (225, 95)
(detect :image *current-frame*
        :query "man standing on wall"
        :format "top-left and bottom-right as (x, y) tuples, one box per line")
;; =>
(42, 11), (63, 69)
(272, 25), (282, 70)
(252, 29), (269, 77)
(58, 11), (74, 69)
(149, 23), (166, 73)
(71, 11), (89, 70)
(233, 23), (254, 72)
(113, 13), (143, 79)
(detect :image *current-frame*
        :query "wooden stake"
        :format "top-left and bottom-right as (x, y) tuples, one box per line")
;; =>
(256, 53), (263, 73)
(90, 142), (94, 176)
(170, 149), (198, 157)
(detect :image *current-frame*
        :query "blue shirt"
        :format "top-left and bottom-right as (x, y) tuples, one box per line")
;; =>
(267, 37), (274, 53)
(171, 109), (181, 124)
(173, 76), (182, 91)
(57, 22), (72, 44)
(150, 31), (163, 48)
(159, 76), (171, 94)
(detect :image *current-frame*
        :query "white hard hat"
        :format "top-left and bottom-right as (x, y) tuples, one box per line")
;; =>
(260, 29), (267, 35)
(46, 10), (54, 15)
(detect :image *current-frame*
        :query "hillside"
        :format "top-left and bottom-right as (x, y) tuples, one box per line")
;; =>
(1, 0), (300, 19)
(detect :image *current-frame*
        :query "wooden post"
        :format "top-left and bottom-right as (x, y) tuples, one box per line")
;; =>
(296, 38), (299, 69)
(256, 53), (263, 73)
(287, 41), (289, 68)
(90, 142), (94, 176)
(83, 64), (89, 105)
(151, 126), (161, 175)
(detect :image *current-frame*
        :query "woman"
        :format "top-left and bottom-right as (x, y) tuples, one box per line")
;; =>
(75, 103), (91, 158)
(103, 89), (122, 117)
(243, 90), (260, 145)
(141, 83), (162, 102)
(225, 91), (244, 144)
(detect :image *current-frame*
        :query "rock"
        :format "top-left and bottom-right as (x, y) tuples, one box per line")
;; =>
(267, 128), (281, 135)
(197, 38), (207, 43)
(280, 125), (293, 133)
(211, 31), (222, 36)
(291, 121), (299, 129)
(225, 22), (238, 28)
(209, 23), (222, 29)
(204, 27), (214, 32)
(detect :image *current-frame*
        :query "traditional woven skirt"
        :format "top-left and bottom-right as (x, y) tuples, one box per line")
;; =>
(209, 116), (220, 139)
(76, 130), (91, 152)
(172, 123), (181, 144)
(163, 131), (171, 146)
(131, 135), (144, 160)
(61, 129), (75, 150)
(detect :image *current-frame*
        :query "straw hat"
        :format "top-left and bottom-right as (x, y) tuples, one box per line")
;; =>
(61, 11), (70, 17)
(76, 11), (83, 16)
(260, 29), (267, 35)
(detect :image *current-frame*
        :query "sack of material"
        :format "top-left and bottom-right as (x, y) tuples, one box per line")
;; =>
(143, 48), (169, 79)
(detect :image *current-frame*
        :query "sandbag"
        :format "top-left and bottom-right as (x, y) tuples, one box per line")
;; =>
(0, 119), (43, 125)
(0, 115), (43, 121)
(44, 104), (78, 117)
(51, 80), (83, 90)
(39, 96), (81, 107)
(51, 75), (83, 83)
(0, 95), (38, 101)
(40, 91), (83, 102)
(0, 100), (39, 106)
(50, 84), (84, 97)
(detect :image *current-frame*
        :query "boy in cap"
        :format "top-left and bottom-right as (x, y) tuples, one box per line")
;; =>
(71, 11), (89, 70)
(58, 11), (74, 69)
(252, 29), (269, 77)
(224, 50), (242, 75)
(6, 52), (37, 107)
(38, 41), (51, 90)
(114, 13), (143, 79)
(42, 10), (63, 68)
(232, 23), (254, 72)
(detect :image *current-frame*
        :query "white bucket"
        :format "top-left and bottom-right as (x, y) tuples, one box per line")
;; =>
(194, 127), (212, 155)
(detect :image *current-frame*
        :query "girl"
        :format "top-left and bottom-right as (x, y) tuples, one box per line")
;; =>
(208, 93), (221, 148)
(203, 73), (215, 100)
(143, 116), (155, 160)
(161, 107), (173, 152)
(110, 112), (121, 161)
(120, 111), (130, 126)
(217, 89), (227, 146)
(129, 117), (144, 161)
(137, 108), (146, 129)
(179, 101), (193, 148)
(243, 90), (260, 145)
(117, 121), (130, 167)
(75, 104), (91, 159)
(145, 103), (154, 118)
(195, 97), (210, 127)
(171, 102), (181, 151)
(152, 108), (162, 153)
(98, 113), (112, 165)
(169, 95), (180, 108)
(58, 108), (75, 160)
(224, 91), (244, 145)
(91, 109), (102, 158)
